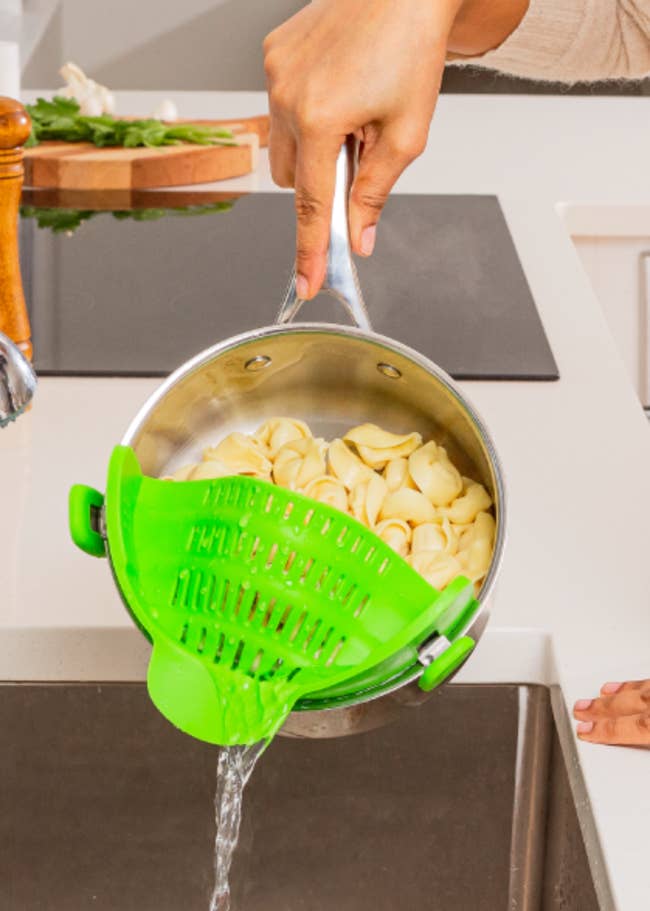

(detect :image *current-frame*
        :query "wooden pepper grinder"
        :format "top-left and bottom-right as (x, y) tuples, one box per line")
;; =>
(0, 96), (32, 360)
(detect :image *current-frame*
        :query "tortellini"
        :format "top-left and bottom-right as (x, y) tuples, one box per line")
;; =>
(349, 473), (388, 528)
(379, 488), (437, 526)
(383, 457), (417, 492)
(254, 417), (311, 457)
(375, 518), (412, 558)
(411, 519), (458, 556)
(272, 438), (326, 489)
(303, 475), (348, 512)
(409, 441), (462, 506)
(163, 417), (496, 592)
(328, 438), (374, 488)
(441, 477), (493, 524)
(408, 551), (463, 590)
(203, 432), (272, 478)
(344, 424), (422, 469)
(457, 511), (496, 583)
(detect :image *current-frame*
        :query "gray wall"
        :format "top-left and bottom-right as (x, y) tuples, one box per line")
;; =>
(22, 0), (650, 95)
(23, 0), (303, 89)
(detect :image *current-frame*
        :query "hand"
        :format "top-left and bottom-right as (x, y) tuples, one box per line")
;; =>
(573, 680), (650, 747)
(263, 0), (528, 300)
(263, 0), (460, 300)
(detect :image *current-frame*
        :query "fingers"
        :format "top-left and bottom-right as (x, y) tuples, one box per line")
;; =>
(576, 712), (650, 747)
(293, 135), (342, 299)
(574, 688), (649, 720)
(267, 117), (296, 188)
(348, 122), (428, 257)
(600, 679), (645, 695)
(573, 679), (650, 747)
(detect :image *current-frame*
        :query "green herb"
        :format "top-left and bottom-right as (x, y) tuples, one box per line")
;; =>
(20, 201), (234, 234)
(25, 96), (236, 149)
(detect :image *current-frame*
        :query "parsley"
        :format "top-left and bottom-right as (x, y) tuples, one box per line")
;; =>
(25, 96), (236, 148)
(20, 201), (234, 234)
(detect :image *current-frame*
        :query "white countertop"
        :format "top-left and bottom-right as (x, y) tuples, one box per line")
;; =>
(5, 91), (650, 910)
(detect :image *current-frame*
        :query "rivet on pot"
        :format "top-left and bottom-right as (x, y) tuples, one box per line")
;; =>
(245, 355), (272, 372)
(377, 362), (402, 379)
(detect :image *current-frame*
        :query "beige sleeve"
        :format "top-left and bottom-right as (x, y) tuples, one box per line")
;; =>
(448, 0), (650, 82)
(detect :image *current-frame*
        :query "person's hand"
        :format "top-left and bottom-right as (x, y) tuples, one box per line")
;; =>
(573, 680), (650, 747)
(263, 0), (528, 300)
(263, 0), (460, 301)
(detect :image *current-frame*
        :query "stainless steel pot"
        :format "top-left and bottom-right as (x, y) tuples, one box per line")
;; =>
(115, 142), (506, 739)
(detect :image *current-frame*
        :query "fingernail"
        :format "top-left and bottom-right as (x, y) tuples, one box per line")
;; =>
(360, 225), (376, 256)
(577, 721), (594, 734)
(574, 699), (592, 711)
(296, 273), (309, 299)
(602, 682), (623, 694)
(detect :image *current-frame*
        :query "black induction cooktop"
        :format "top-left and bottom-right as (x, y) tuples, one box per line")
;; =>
(19, 192), (558, 380)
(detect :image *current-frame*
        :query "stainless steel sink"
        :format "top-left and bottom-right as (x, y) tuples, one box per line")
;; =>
(0, 684), (599, 911)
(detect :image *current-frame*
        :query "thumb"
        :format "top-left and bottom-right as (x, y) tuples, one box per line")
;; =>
(349, 124), (428, 257)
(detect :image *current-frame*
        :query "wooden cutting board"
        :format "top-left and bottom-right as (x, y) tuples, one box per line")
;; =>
(23, 115), (269, 191)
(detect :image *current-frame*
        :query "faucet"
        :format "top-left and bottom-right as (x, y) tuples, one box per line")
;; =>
(0, 95), (37, 426)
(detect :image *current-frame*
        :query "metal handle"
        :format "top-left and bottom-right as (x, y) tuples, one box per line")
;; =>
(276, 137), (372, 331)
(0, 331), (37, 428)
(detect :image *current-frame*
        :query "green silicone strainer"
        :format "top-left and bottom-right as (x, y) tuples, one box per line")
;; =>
(70, 445), (478, 746)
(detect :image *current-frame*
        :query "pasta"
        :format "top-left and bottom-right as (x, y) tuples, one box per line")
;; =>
(164, 417), (496, 592)
(272, 437), (326, 489)
(344, 424), (422, 469)
(411, 519), (459, 556)
(254, 417), (311, 456)
(303, 475), (348, 511)
(349, 473), (388, 528)
(379, 488), (437, 526)
(383, 457), (417, 492)
(328, 438), (374, 488)
(457, 511), (496, 583)
(441, 477), (492, 524)
(375, 518), (412, 558)
(409, 441), (462, 506)
(203, 432), (272, 478)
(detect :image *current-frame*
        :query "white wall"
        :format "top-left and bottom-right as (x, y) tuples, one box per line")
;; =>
(22, 0), (304, 89)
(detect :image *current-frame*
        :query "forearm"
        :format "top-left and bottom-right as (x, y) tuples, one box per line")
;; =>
(448, 0), (529, 57)
(446, 0), (650, 82)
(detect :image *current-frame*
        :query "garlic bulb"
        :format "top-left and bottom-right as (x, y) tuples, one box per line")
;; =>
(151, 99), (179, 122)
(59, 62), (115, 116)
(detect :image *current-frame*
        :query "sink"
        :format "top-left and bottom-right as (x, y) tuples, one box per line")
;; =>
(1, 684), (599, 910)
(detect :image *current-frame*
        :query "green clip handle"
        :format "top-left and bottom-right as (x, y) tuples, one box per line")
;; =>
(418, 636), (475, 693)
(69, 484), (106, 557)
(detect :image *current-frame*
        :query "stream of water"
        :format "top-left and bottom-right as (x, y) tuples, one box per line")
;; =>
(209, 742), (266, 911)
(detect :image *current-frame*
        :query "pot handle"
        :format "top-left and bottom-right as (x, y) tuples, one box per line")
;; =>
(276, 137), (372, 331)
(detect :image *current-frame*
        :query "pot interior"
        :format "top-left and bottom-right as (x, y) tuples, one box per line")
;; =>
(125, 326), (499, 496)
